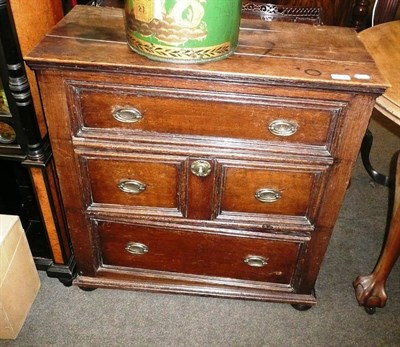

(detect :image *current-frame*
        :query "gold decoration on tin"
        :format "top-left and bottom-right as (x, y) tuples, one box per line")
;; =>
(127, 32), (231, 60)
(134, 0), (155, 23)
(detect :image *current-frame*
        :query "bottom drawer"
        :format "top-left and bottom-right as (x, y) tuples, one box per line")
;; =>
(96, 221), (303, 285)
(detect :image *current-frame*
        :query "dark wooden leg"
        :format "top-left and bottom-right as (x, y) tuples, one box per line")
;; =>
(360, 129), (391, 187)
(353, 152), (400, 312)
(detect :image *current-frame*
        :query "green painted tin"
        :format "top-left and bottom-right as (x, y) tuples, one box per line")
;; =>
(124, 0), (242, 63)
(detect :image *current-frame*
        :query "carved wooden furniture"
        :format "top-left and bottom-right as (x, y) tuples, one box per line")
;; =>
(0, 0), (75, 284)
(26, 6), (386, 308)
(248, 0), (369, 28)
(92, 0), (370, 28)
(241, 2), (323, 24)
(248, 0), (400, 28)
(353, 20), (400, 314)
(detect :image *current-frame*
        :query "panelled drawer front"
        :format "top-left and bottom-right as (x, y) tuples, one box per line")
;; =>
(220, 166), (318, 217)
(84, 157), (182, 210)
(74, 87), (336, 146)
(97, 221), (302, 284)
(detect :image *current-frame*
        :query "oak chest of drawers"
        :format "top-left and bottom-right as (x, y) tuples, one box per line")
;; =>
(26, 6), (387, 308)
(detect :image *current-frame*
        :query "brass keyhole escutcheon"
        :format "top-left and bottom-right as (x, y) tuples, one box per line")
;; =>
(190, 160), (212, 177)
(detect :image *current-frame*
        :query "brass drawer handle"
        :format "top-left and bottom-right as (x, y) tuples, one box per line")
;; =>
(118, 180), (146, 194)
(191, 160), (212, 177)
(125, 242), (149, 255)
(113, 108), (143, 123)
(268, 119), (298, 137)
(244, 255), (268, 267)
(255, 188), (281, 203)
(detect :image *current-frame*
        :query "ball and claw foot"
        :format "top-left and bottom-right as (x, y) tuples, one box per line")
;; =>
(365, 307), (376, 315)
(353, 274), (388, 314)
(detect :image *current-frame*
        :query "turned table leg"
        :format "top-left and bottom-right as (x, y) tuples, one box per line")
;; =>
(353, 152), (400, 312)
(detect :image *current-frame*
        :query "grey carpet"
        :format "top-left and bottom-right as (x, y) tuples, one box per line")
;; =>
(1, 112), (400, 347)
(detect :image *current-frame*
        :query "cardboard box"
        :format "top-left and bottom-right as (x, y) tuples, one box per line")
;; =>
(0, 215), (40, 339)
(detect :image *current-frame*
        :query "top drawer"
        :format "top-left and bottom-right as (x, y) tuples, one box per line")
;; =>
(70, 84), (344, 148)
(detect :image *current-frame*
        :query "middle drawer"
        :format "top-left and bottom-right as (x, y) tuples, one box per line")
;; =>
(79, 152), (326, 227)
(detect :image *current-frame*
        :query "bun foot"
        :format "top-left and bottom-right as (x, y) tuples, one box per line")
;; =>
(291, 303), (313, 311)
(291, 288), (315, 311)
(78, 286), (97, 292)
(58, 278), (74, 287)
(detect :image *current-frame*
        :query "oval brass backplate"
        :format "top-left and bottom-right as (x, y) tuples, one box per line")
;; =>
(244, 255), (268, 267)
(113, 108), (143, 123)
(118, 180), (146, 194)
(125, 242), (149, 255)
(268, 119), (298, 137)
(255, 188), (281, 203)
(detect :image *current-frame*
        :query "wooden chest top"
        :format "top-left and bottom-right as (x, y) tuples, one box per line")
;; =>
(25, 5), (388, 94)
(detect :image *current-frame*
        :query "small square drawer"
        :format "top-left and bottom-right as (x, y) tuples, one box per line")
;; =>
(72, 86), (340, 147)
(219, 166), (321, 217)
(96, 220), (303, 285)
(83, 157), (184, 213)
